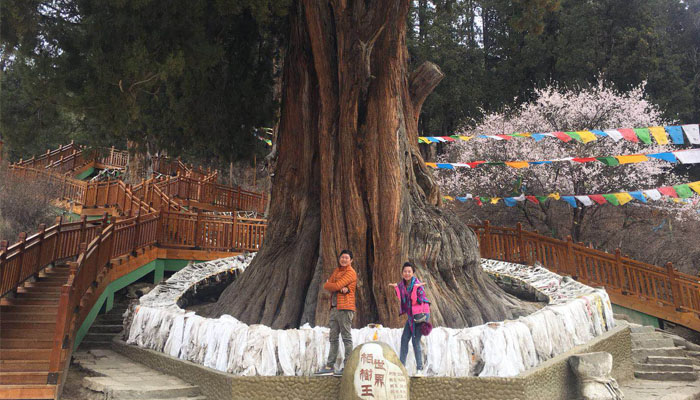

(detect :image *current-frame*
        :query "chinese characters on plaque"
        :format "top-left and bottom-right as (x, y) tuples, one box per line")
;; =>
(353, 343), (408, 400)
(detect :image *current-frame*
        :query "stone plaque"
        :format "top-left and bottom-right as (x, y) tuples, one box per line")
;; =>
(340, 341), (409, 400)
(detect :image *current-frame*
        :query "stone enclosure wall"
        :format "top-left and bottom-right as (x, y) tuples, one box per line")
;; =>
(112, 324), (632, 400)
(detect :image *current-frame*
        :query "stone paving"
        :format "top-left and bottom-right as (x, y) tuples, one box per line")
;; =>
(73, 349), (205, 399)
(619, 378), (700, 400)
(69, 347), (700, 400)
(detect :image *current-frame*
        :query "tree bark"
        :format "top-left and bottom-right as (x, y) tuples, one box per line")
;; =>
(210, 0), (527, 329)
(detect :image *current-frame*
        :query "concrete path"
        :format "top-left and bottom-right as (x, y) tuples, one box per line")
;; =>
(67, 336), (700, 400)
(73, 349), (205, 399)
(619, 378), (700, 400)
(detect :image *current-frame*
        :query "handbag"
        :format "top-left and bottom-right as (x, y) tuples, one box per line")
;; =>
(413, 313), (428, 323)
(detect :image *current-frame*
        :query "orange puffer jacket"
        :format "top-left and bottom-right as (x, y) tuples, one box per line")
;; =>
(323, 265), (357, 311)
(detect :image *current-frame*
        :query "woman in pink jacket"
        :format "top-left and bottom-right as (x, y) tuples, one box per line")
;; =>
(389, 262), (431, 375)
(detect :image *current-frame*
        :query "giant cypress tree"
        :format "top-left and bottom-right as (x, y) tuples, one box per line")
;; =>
(2, 0), (528, 329)
(210, 0), (527, 329)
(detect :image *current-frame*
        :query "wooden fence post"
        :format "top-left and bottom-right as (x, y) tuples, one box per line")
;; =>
(52, 216), (63, 261)
(666, 262), (683, 311)
(0, 241), (8, 278)
(516, 222), (526, 264)
(78, 215), (88, 246)
(14, 232), (27, 291)
(614, 248), (624, 293)
(35, 224), (47, 275)
(566, 235), (576, 278)
(193, 211), (201, 249)
(482, 220), (491, 258)
(132, 211), (141, 256)
(47, 283), (71, 384)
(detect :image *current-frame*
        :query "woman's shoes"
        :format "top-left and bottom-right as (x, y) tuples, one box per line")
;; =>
(413, 369), (425, 377)
(313, 365), (334, 376)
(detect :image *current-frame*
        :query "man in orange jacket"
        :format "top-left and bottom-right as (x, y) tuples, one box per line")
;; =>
(314, 249), (357, 376)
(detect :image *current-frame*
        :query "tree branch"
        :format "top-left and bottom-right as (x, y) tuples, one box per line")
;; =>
(409, 61), (444, 122)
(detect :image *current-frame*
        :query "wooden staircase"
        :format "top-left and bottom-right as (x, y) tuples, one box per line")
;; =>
(0, 144), (269, 399)
(0, 264), (71, 399)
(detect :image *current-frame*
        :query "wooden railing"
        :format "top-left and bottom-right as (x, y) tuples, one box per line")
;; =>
(0, 216), (104, 298)
(15, 142), (82, 170)
(470, 221), (700, 330)
(159, 211), (266, 252)
(157, 175), (266, 213)
(98, 146), (130, 169)
(1, 208), (268, 386)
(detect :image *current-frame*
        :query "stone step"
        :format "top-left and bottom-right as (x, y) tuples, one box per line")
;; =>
(634, 371), (698, 381)
(631, 332), (664, 341)
(83, 376), (202, 399)
(82, 332), (118, 343)
(90, 324), (123, 334)
(633, 347), (686, 362)
(97, 313), (126, 323)
(139, 397), (207, 400)
(646, 356), (694, 365)
(634, 363), (694, 372)
(630, 325), (656, 334)
(632, 338), (676, 349)
(688, 351), (700, 359)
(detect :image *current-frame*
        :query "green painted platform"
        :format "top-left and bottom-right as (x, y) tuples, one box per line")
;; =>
(73, 258), (205, 350)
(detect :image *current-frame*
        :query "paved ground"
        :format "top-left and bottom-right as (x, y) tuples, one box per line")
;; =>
(619, 379), (700, 400)
(63, 347), (700, 400)
(69, 349), (204, 399)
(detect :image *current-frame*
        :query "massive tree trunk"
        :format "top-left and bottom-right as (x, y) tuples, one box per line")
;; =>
(210, 0), (526, 329)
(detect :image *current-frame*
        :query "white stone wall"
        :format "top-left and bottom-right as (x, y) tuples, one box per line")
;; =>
(127, 255), (615, 377)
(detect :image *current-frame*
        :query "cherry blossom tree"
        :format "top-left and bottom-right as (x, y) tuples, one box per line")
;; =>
(437, 81), (698, 243)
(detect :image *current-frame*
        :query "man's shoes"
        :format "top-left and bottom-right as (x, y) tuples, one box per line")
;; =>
(413, 369), (425, 377)
(333, 368), (344, 377)
(314, 366), (334, 376)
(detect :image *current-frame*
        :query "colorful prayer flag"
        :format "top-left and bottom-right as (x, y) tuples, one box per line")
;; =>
(576, 131), (598, 143)
(688, 181), (700, 194)
(666, 126), (685, 144)
(633, 128), (652, 144)
(575, 195), (594, 206)
(649, 126), (669, 144)
(618, 128), (639, 142)
(589, 195), (607, 205)
(682, 124), (700, 144)
(616, 154), (648, 164)
(628, 191), (647, 203)
(561, 196), (578, 208)
(675, 149), (700, 164)
(674, 184), (693, 198)
(505, 161), (530, 169)
(602, 194), (620, 205)
(552, 131), (573, 142)
(603, 129), (624, 142)
(647, 152), (677, 163)
(614, 192), (634, 205)
(658, 186), (678, 198)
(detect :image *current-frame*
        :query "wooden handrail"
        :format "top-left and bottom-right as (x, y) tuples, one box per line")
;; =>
(0, 208), (268, 386)
(470, 222), (700, 329)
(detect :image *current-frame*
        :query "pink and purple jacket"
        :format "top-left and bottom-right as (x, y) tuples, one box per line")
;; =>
(395, 277), (430, 332)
